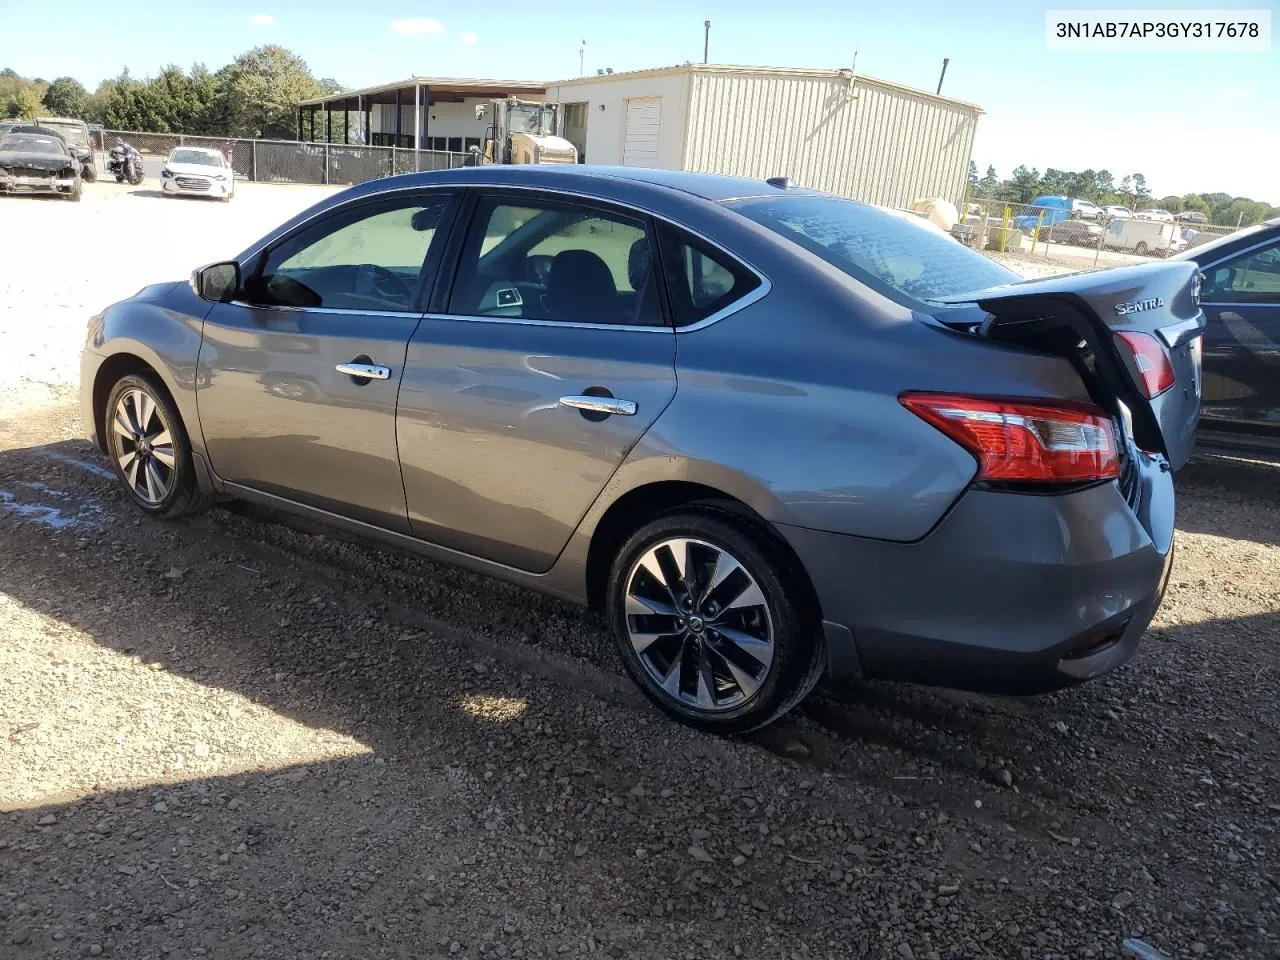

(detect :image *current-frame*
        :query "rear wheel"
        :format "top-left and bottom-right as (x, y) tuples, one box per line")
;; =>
(606, 509), (822, 733)
(81, 163), (97, 183)
(104, 374), (209, 518)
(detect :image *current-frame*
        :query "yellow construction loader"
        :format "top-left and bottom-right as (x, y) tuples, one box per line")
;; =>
(473, 98), (578, 165)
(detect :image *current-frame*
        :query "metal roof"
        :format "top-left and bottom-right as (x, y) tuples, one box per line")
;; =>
(298, 76), (548, 108)
(549, 63), (983, 114)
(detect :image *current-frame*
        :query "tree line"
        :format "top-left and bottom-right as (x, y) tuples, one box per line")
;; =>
(1, 46), (340, 141)
(968, 161), (1278, 229)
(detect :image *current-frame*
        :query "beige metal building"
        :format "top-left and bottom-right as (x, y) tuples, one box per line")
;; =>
(546, 64), (982, 208)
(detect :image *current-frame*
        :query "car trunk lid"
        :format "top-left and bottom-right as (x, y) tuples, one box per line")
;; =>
(931, 261), (1205, 469)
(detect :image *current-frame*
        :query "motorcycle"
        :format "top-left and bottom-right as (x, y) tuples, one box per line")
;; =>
(107, 139), (145, 185)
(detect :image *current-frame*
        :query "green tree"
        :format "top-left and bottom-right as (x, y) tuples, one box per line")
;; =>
(1094, 170), (1115, 202)
(1000, 165), (1043, 204)
(40, 76), (89, 118)
(967, 160), (979, 195)
(1180, 194), (1211, 218)
(1131, 173), (1151, 202)
(222, 45), (338, 139)
(1156, 195), (1184, 214)
(978, 165), (999, 196)
(14, 85), (41, 120)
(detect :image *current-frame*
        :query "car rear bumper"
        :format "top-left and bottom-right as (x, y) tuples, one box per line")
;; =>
(780, 453), (1175, 695)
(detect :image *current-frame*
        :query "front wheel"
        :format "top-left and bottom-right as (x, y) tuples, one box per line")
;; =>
(104, 374), (209, 518)
(607, 509), (822, 733)
(82, 163), (97, 183)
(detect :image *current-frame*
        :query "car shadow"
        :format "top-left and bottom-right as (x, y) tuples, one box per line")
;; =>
(1175, 454), (1280, 546)
(1, 436), (1277, 959)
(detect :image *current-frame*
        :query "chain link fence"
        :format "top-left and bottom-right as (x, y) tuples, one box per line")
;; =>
(89, 130), (471, 187)
(959, 198), (1244, 263)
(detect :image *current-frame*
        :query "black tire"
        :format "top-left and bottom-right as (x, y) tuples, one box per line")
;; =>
(115, 174), (124, 183)
(82, 163), (97, 183)
(104, 373), (210, 518)
(606, 507), (822, 734)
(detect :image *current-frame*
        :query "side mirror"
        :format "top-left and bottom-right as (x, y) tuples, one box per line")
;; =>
(194, 261), (240, 303)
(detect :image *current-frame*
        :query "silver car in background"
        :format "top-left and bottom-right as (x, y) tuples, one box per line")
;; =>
(80, 166), (1204, 733)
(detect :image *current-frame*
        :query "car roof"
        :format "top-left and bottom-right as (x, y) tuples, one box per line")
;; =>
(170, 146), (223, 156)
(349, 164), (826, 203)
(36, 116), (85, 125)
(3, 125), (67, 142)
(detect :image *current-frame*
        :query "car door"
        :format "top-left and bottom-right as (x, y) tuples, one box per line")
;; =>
(1197, 236), (1280, 437)
(396, 190), (677, 572)
(196, 190), (456, 532)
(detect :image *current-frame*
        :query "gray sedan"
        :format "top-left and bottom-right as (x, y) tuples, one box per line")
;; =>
(80, 165), (1204, 732)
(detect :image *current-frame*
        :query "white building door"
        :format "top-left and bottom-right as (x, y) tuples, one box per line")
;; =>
(622, 98), (662, 167)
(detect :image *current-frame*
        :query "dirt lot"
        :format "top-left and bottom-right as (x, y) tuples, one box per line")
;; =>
(1, 183), (1277, 960)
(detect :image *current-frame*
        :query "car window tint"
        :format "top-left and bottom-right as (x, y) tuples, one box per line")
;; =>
(728, 195), (1017, 305)
(449, 197), (663, 327)
(254, 196), (449, 312)
(656, 224), (761, 326)
(1204, 243), (1280, 303)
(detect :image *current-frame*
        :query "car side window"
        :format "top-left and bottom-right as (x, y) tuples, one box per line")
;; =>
(249, 194), (451, 313)
(656, 223), (761, 327)
(448, 196), (663, 327)
(1203, 242), (1280, 303)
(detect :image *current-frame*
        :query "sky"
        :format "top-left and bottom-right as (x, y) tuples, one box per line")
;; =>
(2, 0), (1276, 200)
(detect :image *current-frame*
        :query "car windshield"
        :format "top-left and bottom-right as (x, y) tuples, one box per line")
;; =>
(37, 121), (87, 146)
(169, 149), (222, 167)
(728, 195), (1018, 303)
(0, 134), (65, 155)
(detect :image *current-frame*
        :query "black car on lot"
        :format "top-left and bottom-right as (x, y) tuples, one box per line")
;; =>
(35, 116), (96, 181)
(1174, 218), (1280, 453)
(0, 126), (83, 201)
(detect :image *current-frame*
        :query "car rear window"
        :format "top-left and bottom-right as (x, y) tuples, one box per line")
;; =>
(727, 195), (1017, 304)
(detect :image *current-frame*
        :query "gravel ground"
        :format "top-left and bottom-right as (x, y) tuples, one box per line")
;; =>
(1, 184), (1277, 960)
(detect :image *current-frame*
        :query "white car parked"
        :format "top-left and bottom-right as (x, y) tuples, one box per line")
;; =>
(160, 147), (234, 201)
(1102, 205), (1132, 220)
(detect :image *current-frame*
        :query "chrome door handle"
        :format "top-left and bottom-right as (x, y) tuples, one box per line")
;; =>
(559, 395), (637, 417)
(336, 362), (391, 380)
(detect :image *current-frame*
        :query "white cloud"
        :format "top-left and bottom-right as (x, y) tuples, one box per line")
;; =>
(461, 31), (477, 44)
(390, 17), (445, 36)
(1216, 87), (1249, 104)
(248, 13), (275, 25)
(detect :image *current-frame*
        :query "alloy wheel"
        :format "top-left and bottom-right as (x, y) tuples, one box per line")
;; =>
(110, 387), (176, 505)
(624, 537), (775, 713)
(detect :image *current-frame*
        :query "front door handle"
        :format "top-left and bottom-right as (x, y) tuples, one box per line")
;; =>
(336, 362), (391, 381)
(559, 395), (637, 417)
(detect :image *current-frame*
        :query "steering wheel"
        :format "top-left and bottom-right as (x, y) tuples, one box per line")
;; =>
(351, 263), (414, 305)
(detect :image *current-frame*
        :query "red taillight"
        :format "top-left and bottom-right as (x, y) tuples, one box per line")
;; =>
(901, 393), (1119, 485)
(1113, 331), (1176, 398)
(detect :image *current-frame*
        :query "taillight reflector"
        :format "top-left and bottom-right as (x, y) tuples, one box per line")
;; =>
(1114, 331), (1176, 398)
(901, 393), (1119, 485)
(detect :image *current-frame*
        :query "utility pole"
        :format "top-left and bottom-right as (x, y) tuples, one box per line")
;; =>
(704, 20), (711, 63)
(851, 42), (859, 72)
(936, 57), (950, 94)
(579, 40), (586, 77)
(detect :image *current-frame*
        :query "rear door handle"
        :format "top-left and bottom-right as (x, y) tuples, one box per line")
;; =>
(336, 362), (391, 380)
(559, 395), (637, 417)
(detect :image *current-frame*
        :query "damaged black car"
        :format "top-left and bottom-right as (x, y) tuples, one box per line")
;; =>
(0, 125), (83, 201)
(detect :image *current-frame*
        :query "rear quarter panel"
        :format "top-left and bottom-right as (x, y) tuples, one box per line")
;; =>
(602, 230), (1096, 543)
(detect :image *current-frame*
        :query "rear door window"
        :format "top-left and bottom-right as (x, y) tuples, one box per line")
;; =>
(656, 223), (761, 326)
(728, 195), (1017, 305)
(1203, 241), (1280, 303)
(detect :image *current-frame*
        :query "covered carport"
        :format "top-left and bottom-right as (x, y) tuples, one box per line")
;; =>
(295, 77), (549, 148)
